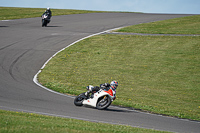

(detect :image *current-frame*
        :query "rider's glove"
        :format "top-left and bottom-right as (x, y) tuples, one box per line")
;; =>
(104, 83), (110, 87)
(86, 86), (89, 90)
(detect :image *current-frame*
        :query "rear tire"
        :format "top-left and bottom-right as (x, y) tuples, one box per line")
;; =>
(96, 96), (111, 110)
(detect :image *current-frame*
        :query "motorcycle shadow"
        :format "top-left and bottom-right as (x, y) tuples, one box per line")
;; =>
(105, 106), (138, 113)
(83, 105), (135, 113)
(45, 26), (62, 27)
(0, 26), (9, 27)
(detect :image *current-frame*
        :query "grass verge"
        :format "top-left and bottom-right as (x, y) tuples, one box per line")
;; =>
(0, 7), (106, 20)
(38, 34), (200, 121)
(117, 15), (200, 34)
(0, 110), (170, 133)
(2, 6), (199, 124)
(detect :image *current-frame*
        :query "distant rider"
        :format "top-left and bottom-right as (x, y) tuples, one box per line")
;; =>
(85, 81), (118, 98)
(42, 7), (52, 20)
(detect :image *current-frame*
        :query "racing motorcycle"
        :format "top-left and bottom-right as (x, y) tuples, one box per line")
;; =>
(41, 13), (50, 27)
(74, 85), (116, 110)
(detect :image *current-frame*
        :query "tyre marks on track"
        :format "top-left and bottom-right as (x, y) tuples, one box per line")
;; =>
(9, 50), (30, 80)
(0, 41), (19, 51)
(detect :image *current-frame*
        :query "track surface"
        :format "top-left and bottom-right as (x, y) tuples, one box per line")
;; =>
(0, 13), (199, 132)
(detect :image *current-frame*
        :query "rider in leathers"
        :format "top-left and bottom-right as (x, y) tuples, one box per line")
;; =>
(85, 81), (118, 98)
(42, 7), (52, 22)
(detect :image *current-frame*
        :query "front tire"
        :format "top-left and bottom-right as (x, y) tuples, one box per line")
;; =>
(42, 19), (45, 27)
(42, 19), (47, 27)
(74, 93), (85, 106)
(96, 96), (111, 110)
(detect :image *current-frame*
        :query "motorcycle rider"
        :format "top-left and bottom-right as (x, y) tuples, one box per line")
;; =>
(85, 80), (118, 98)
(42, 7), (52, 22)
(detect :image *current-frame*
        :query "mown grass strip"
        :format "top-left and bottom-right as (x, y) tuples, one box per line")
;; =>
(0, 7), (107, 20)
(0, 110), (170, 133)
(117, 15), (200, 34)
(38, 34), (200, 121)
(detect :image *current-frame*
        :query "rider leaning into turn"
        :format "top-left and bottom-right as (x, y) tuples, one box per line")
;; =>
(42, 7), (52, 19)
(85, 80), (118, 98)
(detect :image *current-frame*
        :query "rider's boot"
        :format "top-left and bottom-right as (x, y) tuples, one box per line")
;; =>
(85, 90), (91, 99)
(85, 85), (94, 99)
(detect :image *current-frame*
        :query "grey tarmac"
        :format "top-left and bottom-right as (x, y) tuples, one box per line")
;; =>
(0, 13), (199, 133)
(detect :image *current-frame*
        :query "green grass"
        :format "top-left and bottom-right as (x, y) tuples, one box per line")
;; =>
(0, 110), (170, 133)
(0, 7), (106, 20)
(38, 34), (200, 121)
(1, 6), (200, 127)
(117, 15), (200, 34)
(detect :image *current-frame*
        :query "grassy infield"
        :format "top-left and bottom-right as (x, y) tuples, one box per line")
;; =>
(1, 7), (200, 132)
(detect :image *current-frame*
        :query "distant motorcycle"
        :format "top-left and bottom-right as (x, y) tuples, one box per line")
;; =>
(74, 85), (116, 110)
(41, 13), (50, 27)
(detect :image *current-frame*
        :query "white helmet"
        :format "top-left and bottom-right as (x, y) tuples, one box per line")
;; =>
(47, 7), (50, 10)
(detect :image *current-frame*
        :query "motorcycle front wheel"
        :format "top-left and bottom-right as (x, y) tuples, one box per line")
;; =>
(42, 19), (47, 27)
(96, 96), (111, 110)
(74, 93), (85, 106)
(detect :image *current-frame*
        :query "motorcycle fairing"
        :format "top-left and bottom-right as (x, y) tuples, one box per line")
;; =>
(82, 90), (111, 107)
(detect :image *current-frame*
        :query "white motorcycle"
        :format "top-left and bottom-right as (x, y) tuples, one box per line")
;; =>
(74, 85), (116, 110)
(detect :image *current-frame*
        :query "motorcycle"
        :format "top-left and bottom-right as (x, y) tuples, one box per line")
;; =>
(74, 85), (116, 110)
(41, 13), (50, 27)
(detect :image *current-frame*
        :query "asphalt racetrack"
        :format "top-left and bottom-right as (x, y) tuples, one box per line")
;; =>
(0, 13), (199, 133)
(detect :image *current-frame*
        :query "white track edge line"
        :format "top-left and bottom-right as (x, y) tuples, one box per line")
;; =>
(0, 105), (148, 130)
(32, 27), (200, 124)
(33, 27), (124, 98)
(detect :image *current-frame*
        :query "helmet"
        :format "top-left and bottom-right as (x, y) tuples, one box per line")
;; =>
(47, 7), (50, 10)
(110, 81), (118, 90)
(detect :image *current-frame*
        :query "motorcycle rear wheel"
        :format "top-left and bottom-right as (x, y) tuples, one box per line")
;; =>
(96, 96), (111, 110)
